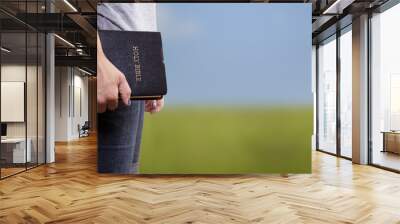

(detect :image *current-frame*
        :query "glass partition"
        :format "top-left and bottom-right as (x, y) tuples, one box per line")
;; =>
(370, 3), (400, 171)
(27, 31), (38, 169)
(38, 32), (45, 165)
(316, 26), (353, 159)
(339, 27), (352, 158)
(317, 35), (337, 154)
(1, 30), (28, 177)
(26, 0), (42, 169)
(0, 1), (46, 179)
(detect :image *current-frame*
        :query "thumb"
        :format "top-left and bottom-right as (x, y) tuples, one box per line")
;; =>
(118, 74), (131, 106)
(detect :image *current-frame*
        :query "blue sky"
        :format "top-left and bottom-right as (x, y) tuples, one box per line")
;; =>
(156, 4), (311, 105)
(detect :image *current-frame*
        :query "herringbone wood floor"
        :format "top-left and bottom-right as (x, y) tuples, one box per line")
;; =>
(1, 134), (400, 224)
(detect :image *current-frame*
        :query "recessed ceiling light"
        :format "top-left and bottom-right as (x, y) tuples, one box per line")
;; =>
(54, 34), (75, 48)
(1, 47), (11, 53)
(323, 0), (354, 15)
(63, 0), (78, 12)
(78, 67), (93, 76)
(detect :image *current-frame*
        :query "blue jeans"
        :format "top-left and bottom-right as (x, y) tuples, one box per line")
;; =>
(97, 100), (145, 173)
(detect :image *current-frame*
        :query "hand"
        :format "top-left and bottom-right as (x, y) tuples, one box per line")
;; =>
(97, 34), (131, 113)
(145, 98), (164, 114)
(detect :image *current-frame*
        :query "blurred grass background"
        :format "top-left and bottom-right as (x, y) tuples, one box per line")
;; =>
(139, 106), (312, 174)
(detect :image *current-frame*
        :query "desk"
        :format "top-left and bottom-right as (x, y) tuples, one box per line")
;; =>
(1, 138), (31, 163)
(382, 131), (400, 154)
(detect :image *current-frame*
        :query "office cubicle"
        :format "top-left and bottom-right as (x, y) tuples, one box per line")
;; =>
(0, 0), (46, 179)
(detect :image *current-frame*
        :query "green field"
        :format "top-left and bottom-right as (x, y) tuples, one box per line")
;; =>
(139, 106), (312, 174)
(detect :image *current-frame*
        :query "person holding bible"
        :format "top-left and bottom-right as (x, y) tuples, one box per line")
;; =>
(97, 3), (164, 173)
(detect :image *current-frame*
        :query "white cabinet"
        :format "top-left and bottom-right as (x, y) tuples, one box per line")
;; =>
(1, 138), (32, 163)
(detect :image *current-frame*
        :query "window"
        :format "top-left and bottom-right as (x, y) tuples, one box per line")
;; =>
(317, 35), (337, 154)
(339, 27), (352, 158)
(370, 2), (400, 171)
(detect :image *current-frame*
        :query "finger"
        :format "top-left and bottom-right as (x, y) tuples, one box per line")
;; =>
(147, 99), (162, 113)
(157, 98), (164, 107)
(152, 100), (157, 109)
(106, 88), (119, 111)
(145, 100), (153, 107)
(147, 103), (155, 112)
(98, 104), (106, 113)
(107, 97), (118, 111)
(118, 75), (131, 106)
(145, 100), (155, 114)
(145, 103), (152, 112)
(144, 100), (152, 112)
(155, 99), (164, 112)
(97, 97), (106, 113)
(153, 102), (160, 113)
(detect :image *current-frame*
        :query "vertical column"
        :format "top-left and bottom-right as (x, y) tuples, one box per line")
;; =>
(352, 14), (369, 164)
(88, 77), (97, 131)
(336, 30), (341, 156)
(312, 45), (317, 151)
(311, 45), (317, 150)
(54, 67), (73, 141)
(315, 45), (320, 151)
(46, 0), (55, 163)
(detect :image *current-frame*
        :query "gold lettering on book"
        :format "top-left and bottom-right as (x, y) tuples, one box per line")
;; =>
(133, 46), (142, 82)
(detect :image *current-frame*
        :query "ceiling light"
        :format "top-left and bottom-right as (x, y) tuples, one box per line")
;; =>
(63, 0), (78, 12)
(54, 34), (75, 48)
(76, 48), (85, 55)
(322, 0), (355, 15)
(1, 47), (11, 53)
(323, 0), (354, 15)
(78, 67), (93, 76)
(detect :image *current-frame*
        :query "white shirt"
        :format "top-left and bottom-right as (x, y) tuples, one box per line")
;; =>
(97, 3), (157, 32)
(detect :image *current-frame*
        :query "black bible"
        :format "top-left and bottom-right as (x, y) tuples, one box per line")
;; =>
(98, 30), (167, 100)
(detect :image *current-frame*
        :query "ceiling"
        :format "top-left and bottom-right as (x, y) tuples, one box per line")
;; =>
(0, 0), (394, 73)
(311, 0), (390, 43)
(0, 0), (97, 73)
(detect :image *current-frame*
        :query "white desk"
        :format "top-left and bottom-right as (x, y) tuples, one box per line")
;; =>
(1, 138), (31, 163)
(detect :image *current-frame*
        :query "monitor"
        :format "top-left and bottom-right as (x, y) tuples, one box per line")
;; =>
(1, 123), (7, 137)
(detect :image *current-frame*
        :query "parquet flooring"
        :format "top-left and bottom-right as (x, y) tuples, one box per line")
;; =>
(1, 134), (400, 223)
(1, 167), (26, 178)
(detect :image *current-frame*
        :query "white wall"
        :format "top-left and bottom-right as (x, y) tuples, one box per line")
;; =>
(1, 65), (26, 134)
(54, 66), (70, 141)
(54, 67), (89, 141)
(1, 65), (39, 138)
(71, 72), (89, 139)
(1, 63), (46, 164)
(1, 65), (26, 144)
